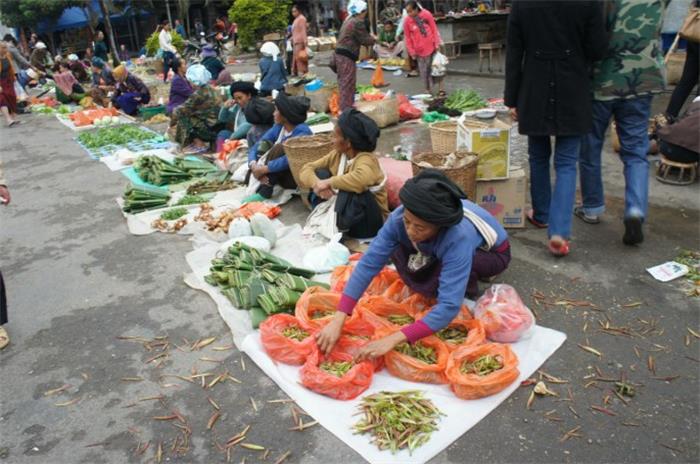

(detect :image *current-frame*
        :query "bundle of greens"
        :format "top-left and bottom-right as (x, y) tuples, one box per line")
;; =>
(122, 185), (171, 213)
(444, 89), (487, 112)
(204, 242), (327, 323)
(395, 342), (437, 365)
(78, 125), (160, 149)
(160, 207), (188, 221)
(460, 354), (503, 376)
(175, 194), (208, 206)
(186, 172), (237, 194)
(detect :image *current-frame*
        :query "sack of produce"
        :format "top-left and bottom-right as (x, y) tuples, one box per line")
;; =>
(330, 264), (354, 292)
(473, 284), (534, 343)
(433, 319), (486, 352)
(260, 314), (317, 365)
(357, 295), (420, 330)
(300, 349), (374, 400)
(249, 212), (277, 247)
(445, 343), (519, 399)
(335, 316), (384, 371)
(378, 328), (449, 384)
(398, 94), (422, 121)
(295, 287), (344, 331)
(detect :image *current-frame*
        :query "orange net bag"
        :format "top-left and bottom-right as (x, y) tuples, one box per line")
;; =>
(433, 319), (486, 352)
(300, 349), (374, 400)
(259, 314), (317, 365)
(378, 328), (449, 384)
(357, 295), (421, 330)
(445, 343), (520, 399)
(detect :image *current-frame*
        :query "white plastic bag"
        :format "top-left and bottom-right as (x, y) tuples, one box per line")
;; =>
(302, 195), (338, 239)
(228, 217), (252, 239)
(431, 52), (448, 77)
(302, 233), (350, 273)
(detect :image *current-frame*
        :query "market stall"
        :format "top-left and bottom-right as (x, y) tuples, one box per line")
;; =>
(435, 12), (508, 49)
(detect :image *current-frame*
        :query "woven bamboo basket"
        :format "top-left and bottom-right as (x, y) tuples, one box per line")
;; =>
(411, 151), (479, 201)
(430, 119), (490, 154)
(355, 97), (400, 128)
(283, 133), (335, 187)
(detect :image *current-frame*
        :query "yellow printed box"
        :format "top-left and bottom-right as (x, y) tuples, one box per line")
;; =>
(456, 118), (511, 180)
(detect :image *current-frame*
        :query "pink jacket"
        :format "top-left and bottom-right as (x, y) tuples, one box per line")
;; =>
(292, 15), (308, 46)
(403, 10), (441, 58)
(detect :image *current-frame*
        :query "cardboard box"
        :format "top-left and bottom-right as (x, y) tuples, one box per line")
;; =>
(456, 118), (512, 180)
(475, 168), (526, 228)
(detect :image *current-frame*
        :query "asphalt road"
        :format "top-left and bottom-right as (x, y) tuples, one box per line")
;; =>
(0, 63), (699, 464)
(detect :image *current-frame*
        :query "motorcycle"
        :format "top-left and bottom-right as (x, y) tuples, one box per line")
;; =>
(184, 32), (207, 62)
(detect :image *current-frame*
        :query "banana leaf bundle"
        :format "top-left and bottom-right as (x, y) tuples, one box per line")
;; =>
(277, 273), (330, 292)
(258, 287), (302, 314)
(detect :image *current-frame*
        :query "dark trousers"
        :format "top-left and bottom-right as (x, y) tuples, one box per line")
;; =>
(162, 51), (175, 82)
(667, 40), (700, 118)
(467, 242), (511, 298)
(659, 140), (699, 164)
(0, 270), (7, 325)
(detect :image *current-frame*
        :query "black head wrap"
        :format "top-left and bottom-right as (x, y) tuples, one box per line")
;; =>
(229, 81), (257, 98)
(275, 92), (310, 125)
(338, 108), (380, 152)
(399, 169), (466, 227)
(244, 97), (275, 125)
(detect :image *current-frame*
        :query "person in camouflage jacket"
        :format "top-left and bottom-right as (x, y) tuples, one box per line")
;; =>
(577, 0), (666, 246)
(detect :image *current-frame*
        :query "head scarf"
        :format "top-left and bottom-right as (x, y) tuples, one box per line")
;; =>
(68, 53), (79, 61)
(338, 109), (380, 152)
(229, 81), (257, 98)
(201, 45), (217, 58)
(348, 0), (368, 15)
(260, 41), (281, 61)
(399, 169), (466, 227)
(35, 41), (47, 49)
(275, 92), (310, 125)
(91, 57), (105, 69)
(185, 63), (212, 86)
(244, 97), (275, 125)
(112, 64), (127, 81)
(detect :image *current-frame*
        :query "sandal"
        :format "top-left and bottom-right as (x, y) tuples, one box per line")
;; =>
(0, 326), (9, 350)
(526, 210), (548, 229)
(8, 120), (20, 127)
(548, 237), (570, 257)
(407, 70), (419, 77)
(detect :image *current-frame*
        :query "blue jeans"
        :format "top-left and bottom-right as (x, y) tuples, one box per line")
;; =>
(529, 135), (581, 239)
(579, 97), (651, 220)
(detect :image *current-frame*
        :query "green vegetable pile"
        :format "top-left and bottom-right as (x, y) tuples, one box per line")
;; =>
(354, 391), (443, 454)
(204, 242), (328, 327)
(187, 172), (237, 194)
(320, 361), (354, 377)
(395, 342), (437, 364)
(282, 325), (310, 342)
(436, 325), (468, 344)
(444, 89), (487, 112)
(78, 125), (161, 149)
(386, 314), (415, 326)
(306, 113), (331, 126)
(460, 354), (503, 376)
(134, 156), (218, 186)
(122, 185), (171, 213)
(310, 309), (335, 320)
(160, 207), (188, 221)
(176, 194), (208, 206)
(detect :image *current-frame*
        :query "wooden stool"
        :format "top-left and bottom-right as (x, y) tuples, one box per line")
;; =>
(656, 155), (698, 185)
(478, 42), (502, 73)
(442, 41), (461, 59)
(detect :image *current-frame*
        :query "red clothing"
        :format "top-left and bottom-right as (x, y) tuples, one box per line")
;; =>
(403, 10), (441, 58)
(0, 76), (17, 114)
(292, 14), (308, 46)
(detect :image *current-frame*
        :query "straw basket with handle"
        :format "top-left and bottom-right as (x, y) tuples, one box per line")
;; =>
(430, 119), (490, 154)
(283, 133), (335, 187)
(665, 34), (687, 85)
(411, 151), (479, 201)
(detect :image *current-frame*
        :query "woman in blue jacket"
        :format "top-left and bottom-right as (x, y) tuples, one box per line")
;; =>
(316, 170), (511, 358)
(247, 92), (312, 197)
(259, 42), (288, 97)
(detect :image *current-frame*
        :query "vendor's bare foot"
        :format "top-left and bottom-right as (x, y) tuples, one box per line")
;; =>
(0, 327), (9, 350)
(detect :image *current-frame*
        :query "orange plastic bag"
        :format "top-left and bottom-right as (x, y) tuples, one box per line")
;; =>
(473, 284), (534, 343)
(329, 265), (398, 296)
(234, 201), (281, 219)
(295, 287), (354, 331)
(357, 295), (421, 330)
(371, 65), (385, 87)
(336, 317), (384, 371)
(259, 314), (318, 365)
(378, 328), (449, 384)
(330, 265), (354, 293)
(433, 319), (486, 352)
(383, 280), (437, 311)
(329, 90), (340, 117)
(300, 349), (374, 400)
(445, 343), (520, 399)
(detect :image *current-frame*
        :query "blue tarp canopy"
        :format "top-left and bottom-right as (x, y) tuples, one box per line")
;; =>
(36, 0), (150, 33)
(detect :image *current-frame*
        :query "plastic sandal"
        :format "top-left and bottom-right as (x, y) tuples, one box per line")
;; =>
(548, 238), (570, 257)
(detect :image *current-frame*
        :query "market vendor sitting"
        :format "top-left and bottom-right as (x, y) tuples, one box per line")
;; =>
(201, 45), (225, 81)
(67, 54), (90, 83)
(172, 64), (223, 155)
(167, 57), (193, 115)
(54, 61), (86, 104)
(247, 92), (312, 198)
(88, 57), (115, 106)
(216, 81), (256, 152)
(316, 169), (511, 357)
(299, 109), (388, 238)
(243, 96), (275, 147)
(373, 20), (405, 59)
(111, 64), (151, 116)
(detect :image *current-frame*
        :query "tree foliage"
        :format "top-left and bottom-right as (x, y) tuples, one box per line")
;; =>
(145, 29), (185, 56)
(0, 0), (82, 28)
(228, 0), (291, 50)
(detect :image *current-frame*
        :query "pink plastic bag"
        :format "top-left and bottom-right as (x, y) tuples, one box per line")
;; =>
(473, 284), (535, 343)
(378, 157), (413, 210)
